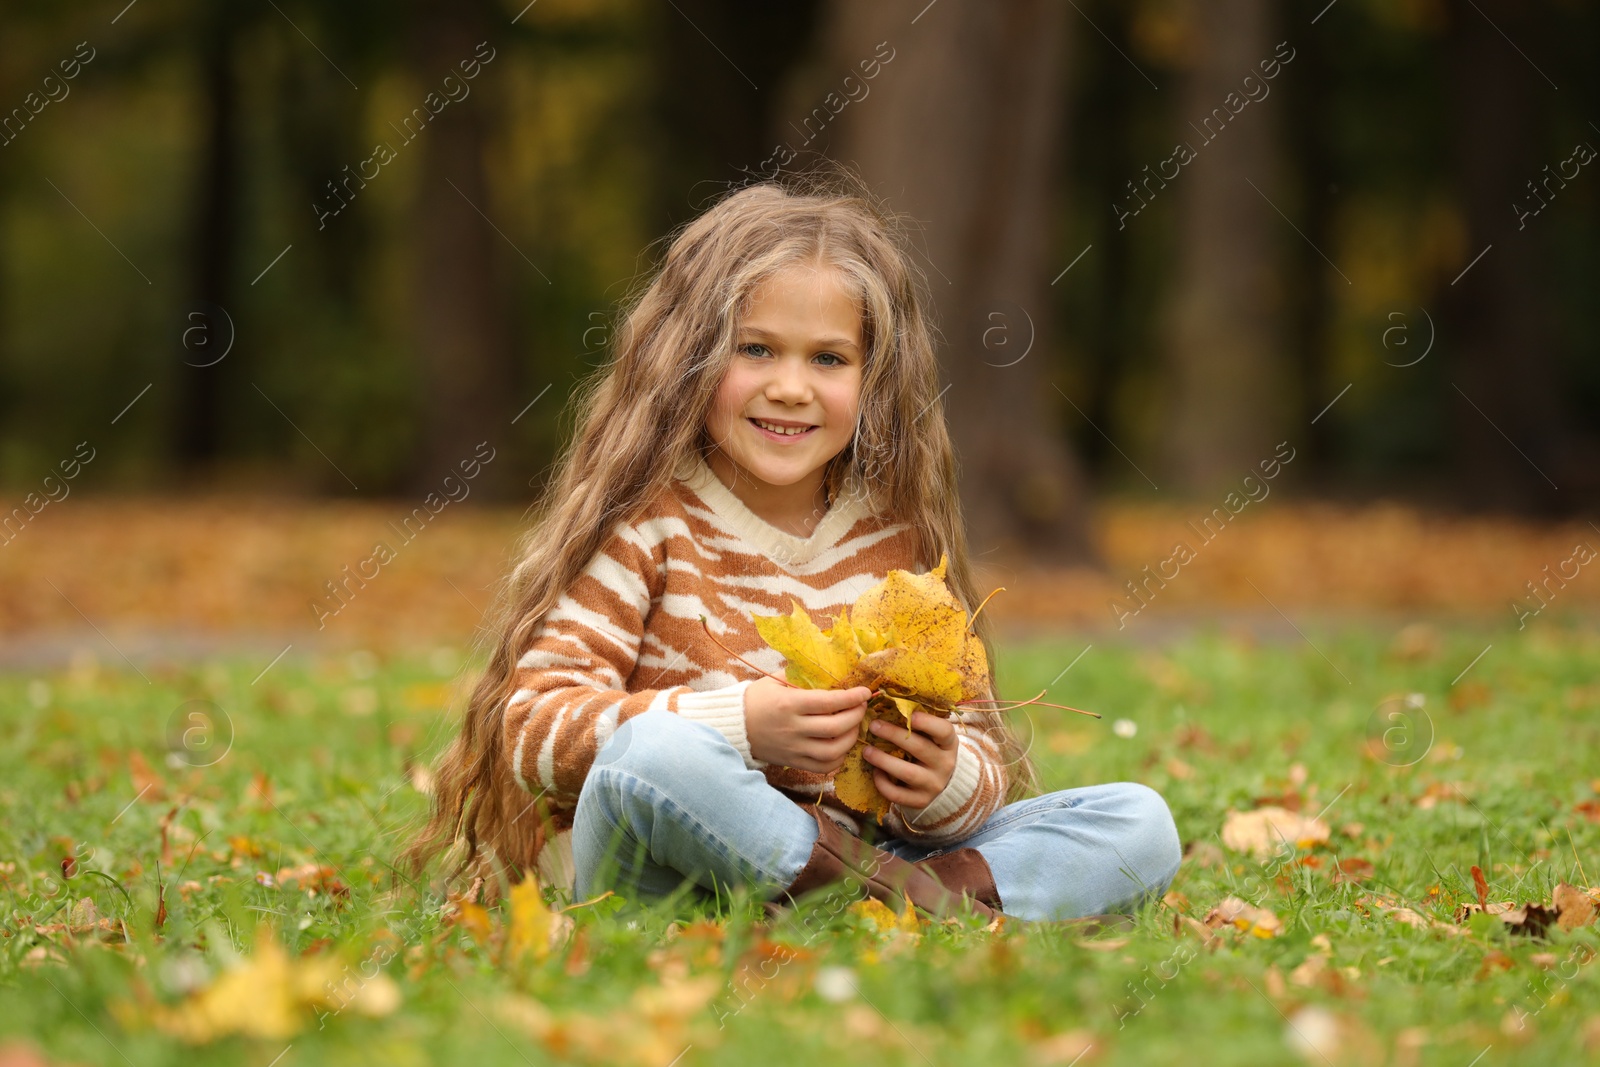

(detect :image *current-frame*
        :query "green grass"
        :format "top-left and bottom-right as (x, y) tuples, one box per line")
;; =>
(3, 623), (1599, 1066)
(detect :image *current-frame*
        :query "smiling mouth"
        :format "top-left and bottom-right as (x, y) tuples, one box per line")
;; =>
(749, 418), (817, 439)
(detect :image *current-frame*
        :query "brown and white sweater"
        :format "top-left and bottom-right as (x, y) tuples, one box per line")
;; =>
(505, 453), (1009, 892)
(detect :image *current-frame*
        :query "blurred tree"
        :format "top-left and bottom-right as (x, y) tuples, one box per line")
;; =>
(1159, 0), (1288, 491)
(174, 0), (248, 469)
(1062, 0), (1139, 485)
(643, 0), (823, 233)
(1439, 0), (1591, 511)
(409, 0), (515, 495)
(1282, 9), (1335, 475)
(817, 0), (1094, 563)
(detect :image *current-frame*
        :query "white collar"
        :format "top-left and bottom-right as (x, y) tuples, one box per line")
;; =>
(673, 452), (876, 566)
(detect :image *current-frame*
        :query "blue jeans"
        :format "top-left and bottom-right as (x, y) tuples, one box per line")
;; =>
(571, 709), (1183, 922)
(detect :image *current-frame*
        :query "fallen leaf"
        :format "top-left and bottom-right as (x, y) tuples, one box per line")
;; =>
(1554, 883), (1598, 931)
(497, 971), (723, 1066)
(1471, 865), (1489, 910)
(1331, 857), (1375, 884)
(274, 863), (349, 900)
(506, 876), (573, 963)
(1220, 806), (1330, 860)
(1203, 896), (1282, 939)
(128, 751), (168, 802)
(849, 896), (921, 938)
(1477, 950), (1515, 979)
(1177, 915), (1224, 948)
(146, 924), (397, 1042)
(1289, 953), (1327, 988)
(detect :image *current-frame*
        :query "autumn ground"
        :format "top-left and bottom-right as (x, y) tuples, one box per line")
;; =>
(2, 499), (1600, 1066)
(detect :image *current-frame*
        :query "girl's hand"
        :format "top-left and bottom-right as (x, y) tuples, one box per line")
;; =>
(745, 676), (870, 773)
(861, 710), (959, 810)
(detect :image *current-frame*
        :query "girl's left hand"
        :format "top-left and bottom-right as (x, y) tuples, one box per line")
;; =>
(861, 710), (958, 810)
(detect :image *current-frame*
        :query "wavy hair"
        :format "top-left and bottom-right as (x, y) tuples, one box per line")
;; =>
(401, 163), (1042, 898)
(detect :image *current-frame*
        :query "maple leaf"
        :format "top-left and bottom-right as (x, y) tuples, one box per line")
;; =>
(752, 554), (991, 820)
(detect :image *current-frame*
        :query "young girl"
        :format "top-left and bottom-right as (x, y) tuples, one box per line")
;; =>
(404, 170), (1181, 922)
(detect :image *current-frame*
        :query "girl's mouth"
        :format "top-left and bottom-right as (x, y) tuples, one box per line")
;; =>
(748, 418), (817, 442)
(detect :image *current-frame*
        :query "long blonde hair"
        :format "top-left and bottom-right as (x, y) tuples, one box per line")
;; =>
(402, 163), (1042, 897)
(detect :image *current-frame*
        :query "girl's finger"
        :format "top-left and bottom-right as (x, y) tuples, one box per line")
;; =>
(872, 768), (931, 808)
(862, 744), (938, 792)
(798, 707), (864, 738)
(911, 710), (959, 747)
(868, 716), (935, 759)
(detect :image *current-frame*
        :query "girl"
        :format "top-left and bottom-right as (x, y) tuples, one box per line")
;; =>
(404, 169), (1181, 922)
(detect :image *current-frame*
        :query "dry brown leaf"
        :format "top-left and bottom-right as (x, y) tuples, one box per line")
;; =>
(1554, 883), (1598, 931)
(1331, 857), (1375, 884)
(1220, 806), (1330, 860)
(127, 751), (168, 802)
(497, 971), (723, 1066)
(273, 863), (349, 900)
(1203, 896), (1282, 938)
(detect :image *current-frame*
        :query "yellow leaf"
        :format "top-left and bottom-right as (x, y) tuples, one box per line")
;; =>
(847, 554), (989, 704)
(848, 896), (921, 938)
(849, 897), (900, 932)
(753, 553), (993, 819)
(149, 924), (398, 1044)
(752, 601), (854, 689)
(506, 876), (571, 963)
(454, 900), (492, 946)
(833, 745), (889, 822)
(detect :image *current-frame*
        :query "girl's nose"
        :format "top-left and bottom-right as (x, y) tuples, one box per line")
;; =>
(765, 358), (813, 404)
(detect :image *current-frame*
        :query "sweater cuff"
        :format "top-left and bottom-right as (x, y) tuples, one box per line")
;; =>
(675, 680), (762, 769)
(898, 736), (981, 830)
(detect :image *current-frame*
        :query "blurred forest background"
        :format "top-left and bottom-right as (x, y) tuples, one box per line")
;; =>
(2, 0), (1598, 572)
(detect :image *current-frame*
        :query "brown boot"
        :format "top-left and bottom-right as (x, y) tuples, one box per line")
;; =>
(769, 804), (998, 921)
(920, 847), (1004, 914)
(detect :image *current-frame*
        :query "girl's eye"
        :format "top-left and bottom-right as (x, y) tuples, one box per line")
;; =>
(739, 342), (846, 366)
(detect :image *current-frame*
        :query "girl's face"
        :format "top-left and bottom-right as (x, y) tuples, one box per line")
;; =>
(705, 262), (864, 507)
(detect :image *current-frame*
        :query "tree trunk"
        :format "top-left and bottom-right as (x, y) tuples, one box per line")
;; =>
(1160, 0), (1288, 492)
(644, 0), (823, 235)
(815, 0), (1094, 563)
(1440, 0), (1585, 511)
(174, 5), (241, 469)
(1284, 16), (1335, 477)
(410, 0), (515, 495)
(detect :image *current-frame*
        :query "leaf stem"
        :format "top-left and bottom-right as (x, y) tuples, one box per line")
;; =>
(967, 586), (1006, 633)
(698, 614), (796, 687)
(958, 689), (1102, 718)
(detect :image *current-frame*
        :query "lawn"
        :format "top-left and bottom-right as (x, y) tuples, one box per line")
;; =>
(3, 622), (1598, 1066)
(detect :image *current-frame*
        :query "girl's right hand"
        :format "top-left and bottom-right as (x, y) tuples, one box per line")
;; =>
(744, 676), (871, 773)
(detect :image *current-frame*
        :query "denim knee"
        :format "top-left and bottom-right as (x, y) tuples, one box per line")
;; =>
(1106, 782), (1183, 886)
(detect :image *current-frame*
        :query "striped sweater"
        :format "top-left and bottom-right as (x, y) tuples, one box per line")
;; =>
(505, 452), (1009, 893)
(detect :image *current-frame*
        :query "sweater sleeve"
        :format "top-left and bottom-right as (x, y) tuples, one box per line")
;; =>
(878, 700), (1010, 848)
(503, 522), (759, 806)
